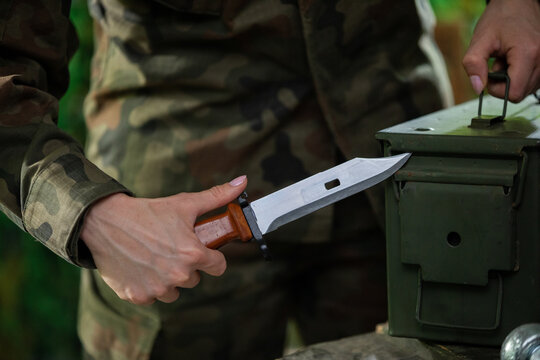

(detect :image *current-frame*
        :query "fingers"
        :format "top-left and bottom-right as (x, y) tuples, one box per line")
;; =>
(463, 34), (498, 95)
(111, 268), (203, 305)
(87, 187), (234, 307)
(156, 287), (180, 303)
(196, 247), (227, 277)
(192, 175), (248, 216)
(463, 0), (540, 101)
(464, 37), (538, 102)
(120, 286), (179, 305)
(486, 58), (509, 100)
(505, 49), (538, 102)
(485, 47), (537, 102)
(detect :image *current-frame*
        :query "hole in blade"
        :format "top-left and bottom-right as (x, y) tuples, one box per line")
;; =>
(325, 179), (340, 190)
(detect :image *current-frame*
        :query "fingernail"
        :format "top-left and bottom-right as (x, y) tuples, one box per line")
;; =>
(470, 75), (484, 95)
(229, 175), (246, 186)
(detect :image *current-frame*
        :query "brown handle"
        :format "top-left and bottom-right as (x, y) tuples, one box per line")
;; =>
(194, 203), (253, 249)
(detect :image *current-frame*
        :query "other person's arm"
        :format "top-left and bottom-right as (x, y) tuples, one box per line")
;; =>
(463, 0), (540, 102)
(0, 0), (234, 305)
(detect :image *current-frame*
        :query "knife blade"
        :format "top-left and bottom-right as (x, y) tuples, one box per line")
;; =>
(194, 153), (411, 258)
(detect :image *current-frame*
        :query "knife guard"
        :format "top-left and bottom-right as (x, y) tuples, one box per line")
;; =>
(194, 203), (253, 249)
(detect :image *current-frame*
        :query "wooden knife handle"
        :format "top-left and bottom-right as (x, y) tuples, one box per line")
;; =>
(194, 203), (253, 249)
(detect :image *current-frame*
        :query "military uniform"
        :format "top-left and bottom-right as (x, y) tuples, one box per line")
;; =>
(0, 0), (449, 359)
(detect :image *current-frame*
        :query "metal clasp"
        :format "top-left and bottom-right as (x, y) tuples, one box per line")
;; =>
(238, 192), (272, 261)
(470, 71), (510, 129)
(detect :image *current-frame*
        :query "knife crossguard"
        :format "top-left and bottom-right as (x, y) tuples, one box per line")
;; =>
(194, 192), (272, 260)
(238, 192), (271, 260)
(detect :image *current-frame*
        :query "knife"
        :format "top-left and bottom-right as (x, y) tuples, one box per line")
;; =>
(194, 153), (411, 259)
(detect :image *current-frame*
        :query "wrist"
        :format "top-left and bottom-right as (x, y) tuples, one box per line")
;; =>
(81, 192), (131, 247)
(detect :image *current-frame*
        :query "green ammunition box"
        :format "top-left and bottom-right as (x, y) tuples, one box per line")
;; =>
(376, 94), (540, 346)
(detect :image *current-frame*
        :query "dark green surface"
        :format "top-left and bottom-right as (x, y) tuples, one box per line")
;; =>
(377, 95), (540, 346)
(400, 182), (515, 286)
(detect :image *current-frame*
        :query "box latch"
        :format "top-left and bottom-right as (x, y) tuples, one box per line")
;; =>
(470, 71), (509, 129)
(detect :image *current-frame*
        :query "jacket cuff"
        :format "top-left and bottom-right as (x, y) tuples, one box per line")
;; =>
(23, 152), (131, 268)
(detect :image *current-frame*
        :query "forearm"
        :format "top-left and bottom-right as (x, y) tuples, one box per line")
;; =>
(0, 0), (130, 267)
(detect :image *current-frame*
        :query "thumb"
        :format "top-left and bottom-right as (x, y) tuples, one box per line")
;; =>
(193, 175), (248, 216)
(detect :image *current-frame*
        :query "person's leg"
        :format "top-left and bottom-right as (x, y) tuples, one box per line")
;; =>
(149, 243), (291, 360)
(293, 192), (388, 345)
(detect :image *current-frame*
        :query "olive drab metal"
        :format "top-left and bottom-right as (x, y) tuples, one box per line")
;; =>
(376, 92), (540, 346)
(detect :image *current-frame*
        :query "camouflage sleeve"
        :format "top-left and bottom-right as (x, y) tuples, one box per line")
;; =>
(0, 0), (130, 268)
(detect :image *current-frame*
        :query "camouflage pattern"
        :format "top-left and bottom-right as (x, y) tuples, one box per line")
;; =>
(0, 0), (449, 359)
(81, 0), (448, 358)
(0, 0), (129, 267)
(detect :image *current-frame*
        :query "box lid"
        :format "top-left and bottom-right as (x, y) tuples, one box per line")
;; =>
(376, 95), (540, 156)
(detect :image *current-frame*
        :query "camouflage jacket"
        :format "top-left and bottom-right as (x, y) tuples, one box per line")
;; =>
(0, 0), (128, 268)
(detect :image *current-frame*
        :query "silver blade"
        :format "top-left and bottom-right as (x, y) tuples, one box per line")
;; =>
(250, 153), (411, 235)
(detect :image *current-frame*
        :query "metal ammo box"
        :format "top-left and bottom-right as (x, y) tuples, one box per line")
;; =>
(375, 92), (540, 346)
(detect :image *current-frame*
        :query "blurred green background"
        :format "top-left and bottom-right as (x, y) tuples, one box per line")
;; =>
(0, 1), (484, 359)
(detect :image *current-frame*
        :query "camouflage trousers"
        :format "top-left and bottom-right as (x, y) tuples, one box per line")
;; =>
(77, 0), (448, 358)
(80, 191), (388, 360)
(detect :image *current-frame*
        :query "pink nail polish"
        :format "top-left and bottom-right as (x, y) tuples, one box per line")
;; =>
(470, 75), (484, 95)
(229, 175), (246, 186)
